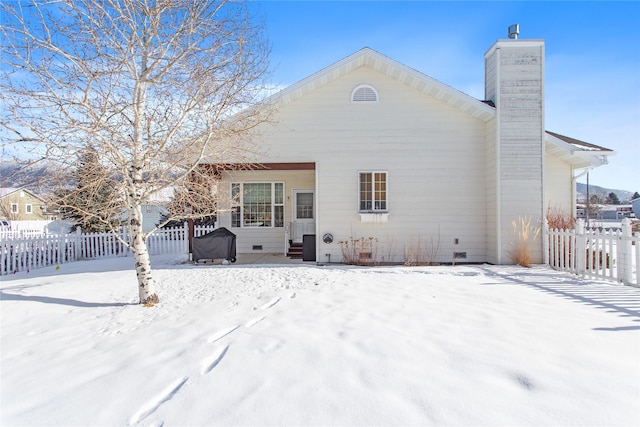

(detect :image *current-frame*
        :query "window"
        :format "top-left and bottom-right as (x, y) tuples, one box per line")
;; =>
(25, 204), (33, 214)
(351, 84), (378, 102)
(11, 203), (18, 214)
(296, 192), (314, 219)
(359, 172), (387, 212)
(231, 182), (284, 227)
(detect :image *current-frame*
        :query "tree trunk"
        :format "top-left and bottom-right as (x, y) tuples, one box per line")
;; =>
(130, 205), (159, 305)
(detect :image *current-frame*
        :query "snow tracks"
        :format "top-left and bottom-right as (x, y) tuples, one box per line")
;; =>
(127, 291), (292, 425)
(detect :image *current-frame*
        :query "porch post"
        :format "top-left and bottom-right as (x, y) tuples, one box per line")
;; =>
(188, 219), (194, 258)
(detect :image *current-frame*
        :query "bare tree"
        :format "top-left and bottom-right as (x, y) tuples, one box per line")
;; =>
(0, 200), (19, 221)
(1, 0), (271, 304)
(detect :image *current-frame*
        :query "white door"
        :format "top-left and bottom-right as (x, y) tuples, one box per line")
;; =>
(292, 190), (315, 243)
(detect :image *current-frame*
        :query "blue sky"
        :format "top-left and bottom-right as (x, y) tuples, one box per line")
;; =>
(253, 1), (640, 194)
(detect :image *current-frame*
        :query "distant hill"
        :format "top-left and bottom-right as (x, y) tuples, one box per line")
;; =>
(0, 161), (70, 196)
(576, 183), (636, 203)
(3, 160), (637, 203)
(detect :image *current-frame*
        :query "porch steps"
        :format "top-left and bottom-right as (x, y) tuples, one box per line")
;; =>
(287, 242), (303, 259)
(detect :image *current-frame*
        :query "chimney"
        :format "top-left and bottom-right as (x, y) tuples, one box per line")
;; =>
(484, 28), (545, 264)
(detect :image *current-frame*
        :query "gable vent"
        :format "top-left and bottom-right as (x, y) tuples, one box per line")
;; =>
(351, 85), (378, 102)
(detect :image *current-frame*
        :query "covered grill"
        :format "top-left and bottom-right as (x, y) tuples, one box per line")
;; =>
(192, 227), (236, 263)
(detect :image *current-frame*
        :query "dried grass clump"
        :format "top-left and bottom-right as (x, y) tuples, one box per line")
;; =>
(508, 216), (541, 267)
(403, 233), (441, 266)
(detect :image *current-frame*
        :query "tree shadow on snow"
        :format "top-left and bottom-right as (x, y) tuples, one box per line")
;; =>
(0, 290), (135, 308)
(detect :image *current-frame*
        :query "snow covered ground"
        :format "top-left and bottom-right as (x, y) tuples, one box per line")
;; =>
(1, 256), (639, 426)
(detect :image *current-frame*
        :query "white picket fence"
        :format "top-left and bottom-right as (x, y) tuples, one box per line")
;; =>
(546, 218), (639, 286)
(1, 223), (215, 275)
(0, 220), (73, 240)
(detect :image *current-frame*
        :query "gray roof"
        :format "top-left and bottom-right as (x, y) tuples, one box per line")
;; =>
(546, 131), (613, 152)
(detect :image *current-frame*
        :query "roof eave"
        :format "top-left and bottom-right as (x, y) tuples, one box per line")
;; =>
(545, 133), (615, 169)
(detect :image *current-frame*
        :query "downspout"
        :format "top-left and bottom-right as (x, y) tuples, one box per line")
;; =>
(586, 170), (590, 228)
(572, 168), (589, 218)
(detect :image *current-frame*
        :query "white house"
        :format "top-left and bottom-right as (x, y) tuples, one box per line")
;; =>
(201, 37), (613, 264)
(632, 197), (640, 218)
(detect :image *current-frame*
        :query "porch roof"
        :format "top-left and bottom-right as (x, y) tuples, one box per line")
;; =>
(200, 162), (315, 173)
(545, 131), (615, 170)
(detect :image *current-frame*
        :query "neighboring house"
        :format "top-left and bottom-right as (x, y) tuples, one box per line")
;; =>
(632, 198), (640, 219)
(201, 37), (613, 264)
(141, 187), (175, 232)
(141, 204), (169, 232)
(119, 187), (172, 232)
(597, 205), (635, 220)
(0, 187), (53, 221)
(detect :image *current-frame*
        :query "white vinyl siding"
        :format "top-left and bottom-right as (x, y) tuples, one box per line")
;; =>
(544, 153), (573, 214)
(254, 66), (488, 263)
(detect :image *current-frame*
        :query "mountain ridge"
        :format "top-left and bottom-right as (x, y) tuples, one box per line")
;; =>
(576, 183), (636, 203)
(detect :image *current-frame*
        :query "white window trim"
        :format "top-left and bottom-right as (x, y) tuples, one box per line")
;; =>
(358, 171), (389, 215)
(25, 204), (33, 214)
(11, 203), (18, 214)
(360, 213), (389, 223)
(351, 84), (379, 103)
(231, 182), (285, 228)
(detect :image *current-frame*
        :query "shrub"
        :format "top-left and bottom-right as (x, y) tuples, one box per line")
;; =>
(338, 236), (379, 266)
(546, 207), (576, 230)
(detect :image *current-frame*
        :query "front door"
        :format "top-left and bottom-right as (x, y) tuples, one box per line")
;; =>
(292, 190), (315, 243)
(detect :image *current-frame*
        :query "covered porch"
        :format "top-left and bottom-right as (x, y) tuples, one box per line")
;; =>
(212, 162), (317, 260)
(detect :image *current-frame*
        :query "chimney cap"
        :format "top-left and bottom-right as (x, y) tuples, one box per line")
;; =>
(508, 24), (520, 39)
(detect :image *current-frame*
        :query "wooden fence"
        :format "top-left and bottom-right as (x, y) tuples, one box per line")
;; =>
(546, 218), (639, 286)
(1, 223), (215, 275)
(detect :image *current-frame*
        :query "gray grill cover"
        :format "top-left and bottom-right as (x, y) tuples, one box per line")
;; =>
(192, 227), (236, 261)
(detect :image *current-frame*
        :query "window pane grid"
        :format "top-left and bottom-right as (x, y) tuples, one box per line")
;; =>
(231, 182), (284, 228)
(374, 173), (386, 210)
(296, 193), (314, 219)
(274, 206), (284, 227)
(359, 172), (387, 212)
(359, 173), (372, 210)
(275, 183), (284, 204)
(231, 206), (241, 227)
